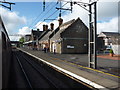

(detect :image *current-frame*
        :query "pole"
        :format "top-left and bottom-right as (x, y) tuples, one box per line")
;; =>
(93, 2), (97, 69)
(88, 3), (92, 68)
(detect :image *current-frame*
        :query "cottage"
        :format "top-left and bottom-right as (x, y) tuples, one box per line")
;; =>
(49, 17), (88, 54)
(38, 24), (55, 51)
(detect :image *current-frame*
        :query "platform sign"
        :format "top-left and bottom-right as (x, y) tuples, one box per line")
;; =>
(67, 45), (74, 49)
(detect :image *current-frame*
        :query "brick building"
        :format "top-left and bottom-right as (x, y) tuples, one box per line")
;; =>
(49, 18), (88, 54)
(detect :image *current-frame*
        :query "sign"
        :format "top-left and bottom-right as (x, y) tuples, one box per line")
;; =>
(67, 45), (74, 49)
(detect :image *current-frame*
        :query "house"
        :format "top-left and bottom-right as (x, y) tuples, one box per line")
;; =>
(96, 36), (105, 51)
(98, 32), (120, 55)
(31, 29), (43, 41)
(49, 17), (88, 54)
(110, 34), (120, 55)
(23, 34), (31, 48)
(31, 29), (43, 49)
(38, 24), (54, 50)
(24, 34), (31, 42)
(98, 32), (119, 46)
(23, 29), (43, 49)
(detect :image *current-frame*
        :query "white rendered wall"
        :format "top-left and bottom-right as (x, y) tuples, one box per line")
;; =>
(112, 45), (120, 55)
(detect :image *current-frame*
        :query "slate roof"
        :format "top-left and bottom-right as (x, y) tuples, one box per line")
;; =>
(32, 30), (43, 37)
(25, 34), (31, 36)
(49, 27), (59, 39)
(99, 32), (120, 45)
(38, 29), (52, 41)
(49, 19), (75, 40)
(99, 32), (120, 37)
(49, 17), (88, 40)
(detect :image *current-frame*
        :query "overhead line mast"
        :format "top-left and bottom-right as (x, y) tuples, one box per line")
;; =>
(0, 0), (15, 10)
(43, 0), (98, 69)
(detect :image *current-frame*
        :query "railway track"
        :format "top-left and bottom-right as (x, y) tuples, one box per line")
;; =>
(14, 51), (63, 88)
(11, 50), (93, 89)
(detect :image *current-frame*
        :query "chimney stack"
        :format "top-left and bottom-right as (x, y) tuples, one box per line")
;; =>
(37, 28), (39, 32)
(46, 25), (48, 31)
(58, 18), (63, 26)
(50, 23), (54, 31)
(43, 24), (46, 31)
(43, 25), (48, 31)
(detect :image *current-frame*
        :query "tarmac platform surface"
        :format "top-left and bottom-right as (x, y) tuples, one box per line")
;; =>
(18, 48), (120, 89)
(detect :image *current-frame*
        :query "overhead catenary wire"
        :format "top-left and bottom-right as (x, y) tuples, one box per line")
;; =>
(35, 2), (69, 29)
(28, 2), (55, 28)
(30, 3), (59, 29)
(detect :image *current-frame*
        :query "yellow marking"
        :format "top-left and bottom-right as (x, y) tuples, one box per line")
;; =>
(18, 48), (120, 79)
(51, 57), (120, 79)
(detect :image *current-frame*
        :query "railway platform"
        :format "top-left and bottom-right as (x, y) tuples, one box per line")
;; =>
(17, 48), (120, 89)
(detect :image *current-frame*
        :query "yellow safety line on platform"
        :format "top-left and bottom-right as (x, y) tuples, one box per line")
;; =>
(17, 48), (120, 79)
(51, 57), (120, 79)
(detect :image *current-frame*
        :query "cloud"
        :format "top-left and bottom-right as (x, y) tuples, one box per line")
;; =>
(18, 27), (31, 35)
(9, 27), (31, 41)
(97, 17), (118, 34)
(35, 1), (119, 34)
(35, 21), (48, 31)
(97, 2), (118, 21)
(0, 7), (27, 35)
(62, 4), (88, 26)
(9, 36), (22, 41)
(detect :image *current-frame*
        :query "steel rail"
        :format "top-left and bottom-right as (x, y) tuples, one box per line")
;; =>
(14, 53), (33, 89)
(19, 52), (58, 88)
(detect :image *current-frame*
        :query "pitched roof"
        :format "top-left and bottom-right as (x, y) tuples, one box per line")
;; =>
(49, 27), (59, 39)
(50, 17), (87, 40)
(38, 29), (52, 41)
(32, 30), (43, 37)
(25, 34), (31, 36)
(49, 19), (75, 39)
(99, 32), (120, 38)
(103, 32), (119, 35)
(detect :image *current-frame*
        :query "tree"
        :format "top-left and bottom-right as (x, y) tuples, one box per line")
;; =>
(19, 37), (24, 43)
(19, 37), (24, 47)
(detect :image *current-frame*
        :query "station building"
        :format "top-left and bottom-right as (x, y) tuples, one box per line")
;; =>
(49, 18), (88, 54)
(38, 17), (88, 54)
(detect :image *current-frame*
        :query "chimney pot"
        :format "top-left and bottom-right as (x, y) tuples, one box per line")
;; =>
(37, 28), (39, 31)
(58, 18), (63, 26)
(46, 25), (48, 30)
(43, 24), (46, 31)
(50, 23), (54, 30)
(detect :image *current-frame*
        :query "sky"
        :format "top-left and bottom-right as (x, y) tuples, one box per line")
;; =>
(0, 0), (119, 41)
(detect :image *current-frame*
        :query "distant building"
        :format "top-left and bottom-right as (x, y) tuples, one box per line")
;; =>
(31, 29), (43, 41)
(96, 37), (105, 51)
(38, 24), (54, 50)
(24, 34), (31, 42)
(98, 32), (119, 46)
(98, 32), (120, 55)
(23, 29), (43, 49)
(49, 18), (88, 54)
